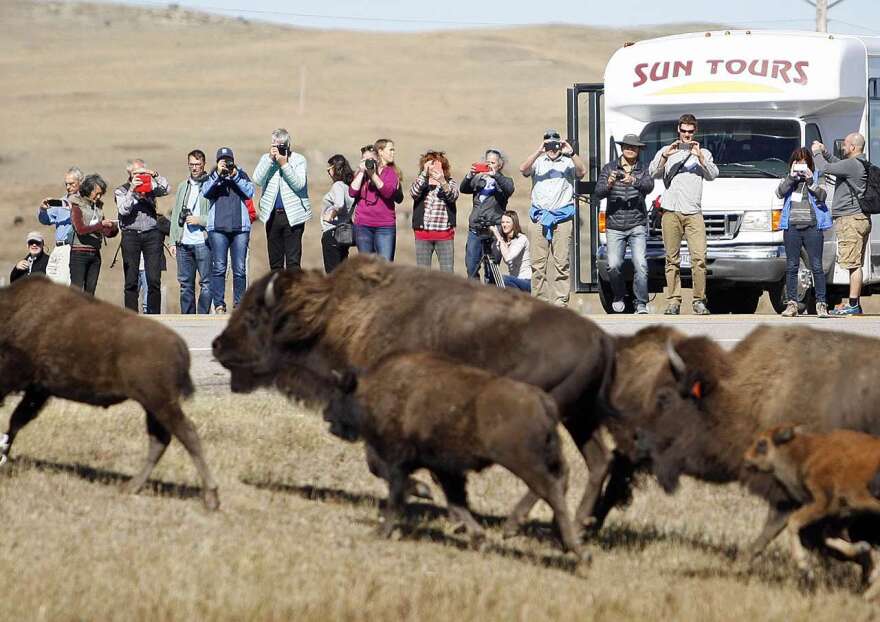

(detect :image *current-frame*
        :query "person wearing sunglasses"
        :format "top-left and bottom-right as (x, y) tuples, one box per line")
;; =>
(648, 113), (718, 315)
(519, 129), (586, 307)
(10, 232), (50, 283)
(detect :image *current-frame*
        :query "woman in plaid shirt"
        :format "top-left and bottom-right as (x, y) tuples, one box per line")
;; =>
(410, 150), (459, 272)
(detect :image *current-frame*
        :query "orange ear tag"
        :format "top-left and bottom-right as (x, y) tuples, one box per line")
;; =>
(690, 380), (702, 400)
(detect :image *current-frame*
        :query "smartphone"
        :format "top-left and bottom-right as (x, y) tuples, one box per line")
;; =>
(45, 198), (65, 208)
(472, 162), (490, 174)
(678, 142), (693, 150)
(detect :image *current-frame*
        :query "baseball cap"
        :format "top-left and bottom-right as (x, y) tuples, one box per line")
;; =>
(26, 231), (44, 245)
(216, 147), (234, 161)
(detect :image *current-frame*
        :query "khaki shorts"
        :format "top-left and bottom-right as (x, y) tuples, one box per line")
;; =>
(835, 213), (871, 270)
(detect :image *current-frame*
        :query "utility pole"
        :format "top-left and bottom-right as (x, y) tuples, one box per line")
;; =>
(803, 0), (847, 33)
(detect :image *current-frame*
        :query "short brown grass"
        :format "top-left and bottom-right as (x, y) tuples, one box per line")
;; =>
(1, 391), (877, 621)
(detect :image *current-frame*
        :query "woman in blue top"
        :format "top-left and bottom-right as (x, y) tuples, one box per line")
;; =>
(776, 147), (830, 318)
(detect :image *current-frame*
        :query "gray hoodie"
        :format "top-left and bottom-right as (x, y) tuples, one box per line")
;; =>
(812, 150), (868, 220)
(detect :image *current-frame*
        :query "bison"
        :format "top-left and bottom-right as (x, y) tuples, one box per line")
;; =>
(0, 277), (219, 510)
(744, 425), (880, 598)
(307, 351), (585, 560)
(212, 256), (616, 534)
(609, 324), (880, 558)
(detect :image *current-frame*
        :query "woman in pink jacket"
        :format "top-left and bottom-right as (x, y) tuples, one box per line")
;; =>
(349, 139), (401, 260)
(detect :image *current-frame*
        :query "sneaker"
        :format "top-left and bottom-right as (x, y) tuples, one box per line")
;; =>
(692, 300), (711, 315)
(635, 303), (649, 315)
(780, 301), (799, 317)
(611, 299), (626, 313)
(829, 303), (863, 316)
(664, 304), (680, 315)
(816, 302), (830, 318)
(214, 305), (227, 315)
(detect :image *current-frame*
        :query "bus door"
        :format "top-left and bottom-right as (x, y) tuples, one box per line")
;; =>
(567, 83), (604, 293)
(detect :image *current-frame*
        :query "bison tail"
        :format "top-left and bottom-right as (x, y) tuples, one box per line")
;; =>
(179, 371), (196, 400)
(869, 468), (880, 500)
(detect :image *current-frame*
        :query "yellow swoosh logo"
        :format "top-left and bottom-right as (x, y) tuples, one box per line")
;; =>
(651, 81), (784, 95)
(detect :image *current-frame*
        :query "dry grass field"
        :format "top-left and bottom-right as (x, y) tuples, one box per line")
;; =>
(1, 391), (878, 621)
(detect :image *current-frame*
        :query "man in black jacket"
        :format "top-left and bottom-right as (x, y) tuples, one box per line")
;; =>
(10, 232), (49, 282)
(594, 134), (655, 313)
(460, 147), (515, 280)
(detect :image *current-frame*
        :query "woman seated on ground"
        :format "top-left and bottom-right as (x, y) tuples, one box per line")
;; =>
(491, 210), (531, 292)
(321, 154), (356, 274)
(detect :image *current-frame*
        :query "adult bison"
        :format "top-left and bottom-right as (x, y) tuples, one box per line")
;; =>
(0, 277), (219, 510)
(612, 324), (880, 557)
(212, 255), (616, 533)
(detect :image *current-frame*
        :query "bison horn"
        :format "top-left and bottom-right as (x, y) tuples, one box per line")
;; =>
(264, 272), (280, 308)
(666, 338), (687, 378)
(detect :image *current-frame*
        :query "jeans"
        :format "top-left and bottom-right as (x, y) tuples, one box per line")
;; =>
(355, 225), (396, 261)
(784, 225), (826, 303)
(266, 209), (305, 270)
(69, 250), (101, 295)
(465, 230), (483, 279)
(177, 243), (212, 314)
(138, 269), (148, 313)
(503, 275), (532, 292)
(121, 228), (163, 314)
(209, 230), (250, 310)
(606, 225), (648, 305)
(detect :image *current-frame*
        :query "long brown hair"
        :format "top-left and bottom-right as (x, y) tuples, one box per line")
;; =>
(502, 210), (523, 241)
(374, 138), (403, 185)
(788, 147), (815, 171)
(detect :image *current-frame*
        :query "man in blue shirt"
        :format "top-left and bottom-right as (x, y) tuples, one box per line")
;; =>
(38, 167), (81, 285)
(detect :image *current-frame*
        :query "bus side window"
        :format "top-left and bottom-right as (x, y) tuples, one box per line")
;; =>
(869, 78), (880, 166)
(805, 122), (823, 149)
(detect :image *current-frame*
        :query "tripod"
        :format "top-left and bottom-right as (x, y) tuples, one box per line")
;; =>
(479, 236), (506, 289)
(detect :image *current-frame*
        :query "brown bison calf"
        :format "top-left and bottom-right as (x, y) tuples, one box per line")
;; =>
(0, 277), (219, 510)
(323, 352), (586, 561)
(744, 426), (880, 598)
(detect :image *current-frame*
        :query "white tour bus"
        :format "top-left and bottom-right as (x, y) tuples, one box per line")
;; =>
(567, 30), (880, 313)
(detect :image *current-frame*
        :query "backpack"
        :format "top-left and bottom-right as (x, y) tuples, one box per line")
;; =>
(843, 159), (880, 215)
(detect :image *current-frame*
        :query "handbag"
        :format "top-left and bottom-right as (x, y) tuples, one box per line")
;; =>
(333, 222), (354, 246)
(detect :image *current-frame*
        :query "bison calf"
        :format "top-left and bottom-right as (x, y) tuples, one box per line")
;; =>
(0, 277), (219, 510)
(324, 352), (586, 561)
(744, 425), (880, 598)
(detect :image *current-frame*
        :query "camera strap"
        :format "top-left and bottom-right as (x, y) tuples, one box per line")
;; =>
(663, 153), (691, 190)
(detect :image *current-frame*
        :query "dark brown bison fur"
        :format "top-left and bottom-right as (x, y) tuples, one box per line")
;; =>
(315, 351), (585, 560)
(0, 277), (218, 509)
(744, 426), (880, 598)
(213, 255), (617, 532)
(618, 324), (880, 557)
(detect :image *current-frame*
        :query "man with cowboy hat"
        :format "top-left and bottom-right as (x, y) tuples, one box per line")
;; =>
(594, 133), (655, 314)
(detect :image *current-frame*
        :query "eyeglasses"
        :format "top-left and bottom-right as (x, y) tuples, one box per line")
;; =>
(188, 161), (204, 167)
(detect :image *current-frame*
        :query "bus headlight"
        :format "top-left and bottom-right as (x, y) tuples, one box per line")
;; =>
(741, 210), (772, 232)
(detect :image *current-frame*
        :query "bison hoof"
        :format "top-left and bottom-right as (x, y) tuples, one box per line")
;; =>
(203, 488), (220, 512)
(0, 434), (9, 466)
(409, 480), (433, 501)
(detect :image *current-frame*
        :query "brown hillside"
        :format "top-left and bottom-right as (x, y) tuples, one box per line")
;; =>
(0, 0), (718, 309)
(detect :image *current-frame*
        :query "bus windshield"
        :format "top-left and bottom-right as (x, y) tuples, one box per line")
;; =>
(638, 119), (801, 179)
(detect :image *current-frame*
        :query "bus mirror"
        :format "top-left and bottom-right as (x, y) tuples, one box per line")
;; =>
(833, 139), (846, 159)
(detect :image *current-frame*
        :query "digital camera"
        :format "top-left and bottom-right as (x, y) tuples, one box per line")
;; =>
(276, 144), (289, 157)
(544, 141), (562, 152)
(178, 207), (192, 228)
(364, 158), (377, 172)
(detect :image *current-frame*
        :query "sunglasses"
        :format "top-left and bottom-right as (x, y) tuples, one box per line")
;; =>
(678, 127), (696, 134)
(28, 241), (42, 246)
(543, 132), (561, 140)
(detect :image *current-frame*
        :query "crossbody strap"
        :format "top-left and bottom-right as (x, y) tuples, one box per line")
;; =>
(663, 153), (692, 189)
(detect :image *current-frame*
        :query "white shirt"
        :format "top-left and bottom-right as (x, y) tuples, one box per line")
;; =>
(181, 178), (206, 245)
(504, 234), (531, 280)
(320, 181), (355, 233)
(530, 155), (575, 211)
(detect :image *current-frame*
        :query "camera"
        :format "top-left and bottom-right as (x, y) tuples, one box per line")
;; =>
(544, 141), (561, 152)
(219, 159), (235, 177)
(473, 214), (502, 238)
(276, 144), (289, 157)
(178, 207), (192, 228)
(364, 158), (377, 172)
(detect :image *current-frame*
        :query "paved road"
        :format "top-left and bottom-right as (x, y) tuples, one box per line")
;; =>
(156, 314), (880, 391)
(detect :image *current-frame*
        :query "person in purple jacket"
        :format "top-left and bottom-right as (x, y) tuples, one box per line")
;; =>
(349, 139), (401, 260)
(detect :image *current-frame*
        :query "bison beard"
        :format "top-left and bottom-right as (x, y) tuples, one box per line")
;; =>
(213, 255), (618, 534)
(611, 324), (880, 558)
(0, 277), (219, 510)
